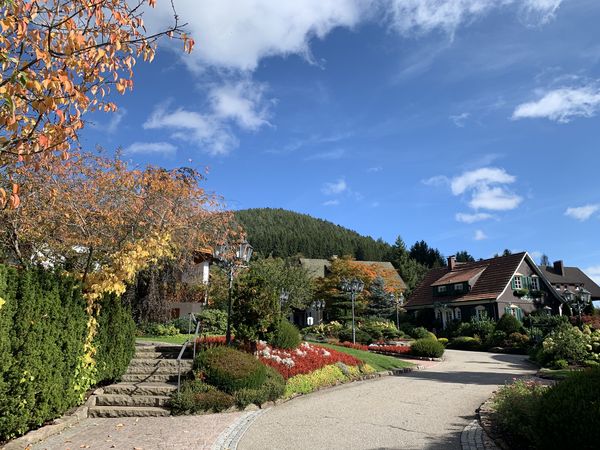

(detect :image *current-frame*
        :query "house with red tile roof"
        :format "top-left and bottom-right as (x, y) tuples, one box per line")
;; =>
(404, 252), (563, 329)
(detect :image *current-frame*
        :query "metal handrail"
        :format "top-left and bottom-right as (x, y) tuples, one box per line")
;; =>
(177, 313), (201, 394)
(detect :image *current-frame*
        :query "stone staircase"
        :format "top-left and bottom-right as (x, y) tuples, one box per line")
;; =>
(88, 343), (194, 418)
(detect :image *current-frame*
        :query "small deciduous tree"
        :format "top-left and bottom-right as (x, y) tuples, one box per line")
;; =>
(0, 0), (193, 170)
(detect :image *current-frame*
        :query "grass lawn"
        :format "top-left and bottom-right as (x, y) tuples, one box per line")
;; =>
(136, 334), (195, 345)
(537, 367), (582, 380)
(316, 342), (414, 372)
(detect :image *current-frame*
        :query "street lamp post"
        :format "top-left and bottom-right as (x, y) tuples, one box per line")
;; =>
(340, 278), (364, 344)
(311, 299), (325, 325)
(213, 241), (253, 345)
(390, 292), (405, 331)
(279, 289), (289, 322)
(562, 288), (592, 324)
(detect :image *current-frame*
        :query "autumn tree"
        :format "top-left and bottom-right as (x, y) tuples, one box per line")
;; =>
(0, 0), (192, 173)
(315, 257), (403, 324)
(0, 150), (238, 387)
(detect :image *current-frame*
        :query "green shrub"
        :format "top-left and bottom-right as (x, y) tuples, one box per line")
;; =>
(505, 332), (530, 349)
(193, 390), (235, 413)
(496, 314), (523, 334)
(539, 324), (588, 366)
(197, 309), (228, 335)
(338, 327), (372, 345)
(535, 367), (600, 449)
(493, 379), (547, 449)
(551, 359), (568, 370)
(270, 320), (301, 350)
(487, 330), (507, 347)
(170, 380), (213, 414)
(170, 317), (193, 334)
(398, 323), (415, 336)
(94, 294), (136, 382)
(233, 366), (285, 408)
(195, 347), (267, 394)
(410, 338), (445, 358)
(449, 336), (481, 351)
(437, 337), (448, 346)
(411, 326), (430, 339)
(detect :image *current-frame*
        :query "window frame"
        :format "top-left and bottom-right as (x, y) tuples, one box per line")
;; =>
(514, 276), (522, 289)
(454, 283), (464, 292)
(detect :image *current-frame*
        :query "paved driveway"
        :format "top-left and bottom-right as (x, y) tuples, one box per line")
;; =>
(238, 350), (536, 450)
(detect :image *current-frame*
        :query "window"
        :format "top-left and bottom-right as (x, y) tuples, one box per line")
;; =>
(438, 285), (447, 293)
(454, 283), (464, 292)
(454, 307), (462, 321)
(531, 276), (539, 291)
(514, 276), (522, 289)
(505, 306), (523, 321)
(435, 308), (441, 320)
(475, 306), (486, 320)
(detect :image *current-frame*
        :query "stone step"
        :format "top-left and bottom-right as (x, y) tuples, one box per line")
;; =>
(103, 382), (178, 396)
(129, 358), (194, 369)
(135, 344), (186, 353)
(132, 351), (180, 359)
(88, 406), (170, 418)
(125, 364), (191, 376)
(95, 394), (171, 408)
(121, 373), (180, 383)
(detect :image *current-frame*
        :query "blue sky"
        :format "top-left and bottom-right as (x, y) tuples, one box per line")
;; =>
(82, 0), (600, 283)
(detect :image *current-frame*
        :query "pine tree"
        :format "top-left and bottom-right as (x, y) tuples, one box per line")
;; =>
(367, 276), (395, 319)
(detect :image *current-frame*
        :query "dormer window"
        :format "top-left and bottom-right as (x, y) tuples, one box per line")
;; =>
(514, 276), (522, 289)
(531, 276), (539, 291)
(454, 283), (464, 292)
(438, 285), (447, 293)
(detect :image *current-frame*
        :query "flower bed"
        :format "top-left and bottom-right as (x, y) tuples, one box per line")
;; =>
(196, 335), (228, 349)
(370, 345), (412, 355)
(258, 341), (362, 379)
(338, 341), (370, 351)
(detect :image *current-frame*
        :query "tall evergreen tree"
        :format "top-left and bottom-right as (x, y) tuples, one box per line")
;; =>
(455, 250), (475, 262)
(389, 236), (428, 295)
(367, 276), (395, 320)
(409, 240), (446, 268)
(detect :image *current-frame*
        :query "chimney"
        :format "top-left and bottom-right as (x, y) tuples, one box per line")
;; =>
(553, 260), (565, 276)
(448, 255), (456, 271)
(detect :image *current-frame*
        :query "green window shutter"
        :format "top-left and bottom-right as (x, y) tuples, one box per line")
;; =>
(504, 306), (511, 316)
(516, 308), (523, 321)
(511, 277), (516, 289)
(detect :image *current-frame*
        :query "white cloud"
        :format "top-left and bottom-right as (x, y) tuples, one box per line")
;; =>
(513, 84), (600, 123)
(209, 80), (272, 130)
(565, 204), (600, 221)
(469, 186), (522, 211)
(474, 229), (488, 241)
(322, 178), (348, 195)
(422, 175), (450, 187)
(143, 79), (272, 156)
(145, 1), (562, 72)
(305, 148), (346, 161)
(367, 166), (383, 173)
(123, 141), (177, 155)
(385, 0), (562, 35)
(455, 212), (494, 223)
(144, 103), (237, 156)
(90, 108), (127, 134)
(585, 266), (600, 286)
(449, 112), (470, 127)
(146, 1), (365, 72)
(451, 167), (515, 195)
(322, 199), (340, 206)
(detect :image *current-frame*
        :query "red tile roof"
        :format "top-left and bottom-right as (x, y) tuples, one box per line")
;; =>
(405, 252), (527, 308)
(431, 266), (487, 286)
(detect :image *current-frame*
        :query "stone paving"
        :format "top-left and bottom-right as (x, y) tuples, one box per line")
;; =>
(31, 413), (243, 450)
(461, 419), (498, 450)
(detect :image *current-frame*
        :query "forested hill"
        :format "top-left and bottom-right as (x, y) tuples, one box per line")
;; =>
(234, 208), (392, 260)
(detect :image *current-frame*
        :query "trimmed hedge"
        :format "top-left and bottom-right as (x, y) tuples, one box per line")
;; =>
(170, 380), (235, 414)
(94, 294), (136, 382)
(270, 320), (301, 350)
(410, 338), (445, 358)
(194, 346), (267, 394)
(448, 336), (482, 351)
(0, 265), (135, 442)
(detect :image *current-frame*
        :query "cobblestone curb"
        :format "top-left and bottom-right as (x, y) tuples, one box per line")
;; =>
(461, 419), (499, 450)
(1, 394), (95, 450)
(211, 409), (267, 450)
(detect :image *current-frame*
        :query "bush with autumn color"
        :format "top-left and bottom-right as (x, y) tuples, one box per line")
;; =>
(258, 341), (362, 379)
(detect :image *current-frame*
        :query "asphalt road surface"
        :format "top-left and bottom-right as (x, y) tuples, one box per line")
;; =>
(238, 350), (535, 450)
